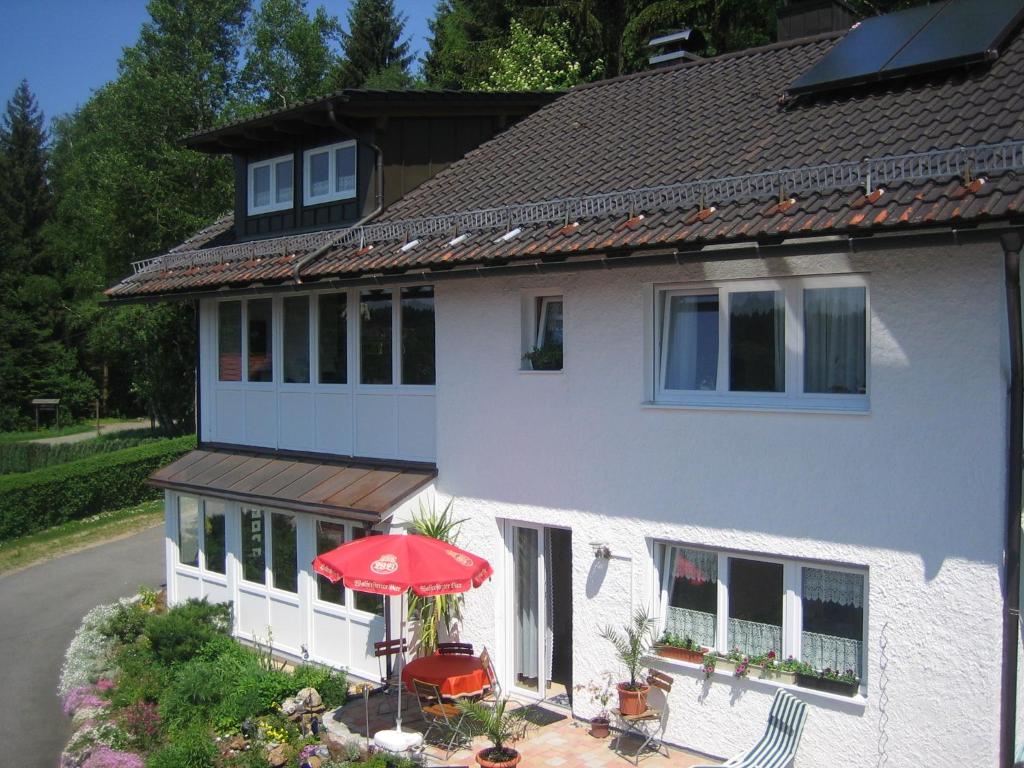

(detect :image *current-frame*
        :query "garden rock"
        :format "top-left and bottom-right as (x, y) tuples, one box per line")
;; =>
(296, 687), (323, 710)
(281, 696), (300, 716)
(266, 744), (289, 767)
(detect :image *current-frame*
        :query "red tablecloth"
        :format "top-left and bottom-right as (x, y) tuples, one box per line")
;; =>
(402, 654), (489, 698)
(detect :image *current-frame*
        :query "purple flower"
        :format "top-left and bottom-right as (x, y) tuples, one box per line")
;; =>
(81, 747), (144, 768)
(63, 686), (105, 716)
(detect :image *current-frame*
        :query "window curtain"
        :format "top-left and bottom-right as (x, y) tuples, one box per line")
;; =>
(804, 287), (866, 394)
(664, 294), (718, 390)
(727, 617), (782, 656)
(544, 528), (554, 687)
(803, 568), (864, 607)
(801, 631), (863, 677)
(514, 529), (539, 683)
(666, 608), (716, 647)
(673, 548), (717, 583)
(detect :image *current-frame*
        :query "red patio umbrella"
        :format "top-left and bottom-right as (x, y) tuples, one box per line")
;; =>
(312, 533), (493, 748)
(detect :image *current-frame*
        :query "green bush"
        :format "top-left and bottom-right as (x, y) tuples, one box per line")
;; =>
(146, 726), (218, 768)
(111, 643), (171, 707)
(160, 659), (231, 733)
(144, 599), (231, 666)
(0, 433), (164, 474)
(102, 601), (149, 644)
(0, 434), (195, 540)
(290, 664), (349, 707)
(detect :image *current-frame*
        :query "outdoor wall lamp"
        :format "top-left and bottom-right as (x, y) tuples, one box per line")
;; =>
(590, 542), (612, 560)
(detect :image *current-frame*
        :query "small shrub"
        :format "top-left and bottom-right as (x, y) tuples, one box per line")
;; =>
(159, 659), (231, 733)
(144, 599), (231, 666)
(289, 665), (348, 707)
(217, 667), (295, 729)
(146, 726), (217, 768)
(110, 643), (169, 707)
(118, 701), (163, 752)
(103, 602), (149, 644)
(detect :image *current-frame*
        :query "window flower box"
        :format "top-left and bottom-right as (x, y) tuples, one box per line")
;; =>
(795, 673), (859, 697)
(653, 644), (706, 664)
(758, 666), (797, 685)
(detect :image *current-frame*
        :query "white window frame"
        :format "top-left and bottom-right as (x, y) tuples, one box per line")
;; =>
(239, 507), (300, 596)
(650, 274), (869, 412)
(654, 542), (869, 691)
(535, 296), (563, 349)
(173, 495), (228, 581)
(304, 140), (357, 206)
(247, 154), (294, 216)
(520, 289), (564, 372)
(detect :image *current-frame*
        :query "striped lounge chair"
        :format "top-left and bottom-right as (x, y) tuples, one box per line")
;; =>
(695, 690), (808, 768)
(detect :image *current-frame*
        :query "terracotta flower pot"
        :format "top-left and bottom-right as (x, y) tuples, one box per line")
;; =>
(590, 717), (611, 738)
(476, 747), (522, 768)
(616, 682), (650, 716)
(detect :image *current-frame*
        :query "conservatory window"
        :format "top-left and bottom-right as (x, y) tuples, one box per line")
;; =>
(318, 293), (347, 384)
(218, 302), (242, 382)
(727, 558), (783, 656)
(203, 500), (227, 575)
(661, 547), (717, 648)
(802, 567), (865, 679)
(401, 286), (435, 385)
(351, 528), (384, 615)
(241, 508), (266, 584)
(304, 141), (357, 205)
(177, 496), (200, 567)
(316, 521), (347, 605)
(247, 299), (273, 383)
(282, 295), (310, 384)
(270, 512), (298, 593)
(360, 289), (393, 385)
(248, 155), (293, 215)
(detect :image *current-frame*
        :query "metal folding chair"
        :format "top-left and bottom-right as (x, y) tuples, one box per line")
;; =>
(612, 669), (673, 765)
(411, 678), (471, 758)
(478, 646), (501, 702)
(438, 641), (474, 656)
(374, 637), (410, 716)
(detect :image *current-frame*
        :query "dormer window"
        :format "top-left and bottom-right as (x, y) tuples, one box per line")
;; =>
(248, 155), (293, 215)
(304, 140), (357, 205)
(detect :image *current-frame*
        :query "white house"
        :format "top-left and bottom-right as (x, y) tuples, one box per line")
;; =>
(107, 2), (1024, 766)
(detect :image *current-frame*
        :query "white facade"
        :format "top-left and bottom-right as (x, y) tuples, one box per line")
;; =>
(422, 243), (1014, 767)
(167, 240), (1020, 766)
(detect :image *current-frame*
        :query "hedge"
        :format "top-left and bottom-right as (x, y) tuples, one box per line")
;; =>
(0, 434), (164, 475)
(0, 435), (195, 541)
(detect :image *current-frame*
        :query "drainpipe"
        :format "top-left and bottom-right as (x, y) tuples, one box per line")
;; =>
(291, 102), (385, 281)
(1002, 231), (1023, 768)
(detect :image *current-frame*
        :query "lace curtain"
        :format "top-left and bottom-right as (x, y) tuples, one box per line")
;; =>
(666, 607), (716, 647)
(802, 631), (863, 677)
(803, 568), (864, 608)
(673, 547), (718, 584)
(727, 617), (781, 656)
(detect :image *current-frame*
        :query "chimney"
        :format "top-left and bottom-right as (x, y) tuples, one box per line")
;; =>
(777, 0), (858, 42)
(647, 28), (707, 67)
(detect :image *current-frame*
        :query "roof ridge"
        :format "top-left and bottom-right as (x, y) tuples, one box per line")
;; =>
(572, 30), (845, 92)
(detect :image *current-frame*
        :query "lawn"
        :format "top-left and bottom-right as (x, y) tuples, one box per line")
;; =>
(0, 499), (163, 574)
(0, 418), (129, 445)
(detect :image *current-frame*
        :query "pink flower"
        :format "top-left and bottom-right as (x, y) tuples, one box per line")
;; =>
(95, 679), (115, 692)
(62, 686), (105, 716)
(81, 747), (144, 768)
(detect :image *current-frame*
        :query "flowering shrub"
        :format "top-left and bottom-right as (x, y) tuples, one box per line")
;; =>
(59, 601), (125, 696)
(63, 686), (106, 716)
(81, 746), (144, 768)
(66, 721), (130, 754)
(119, 701), (162, 751)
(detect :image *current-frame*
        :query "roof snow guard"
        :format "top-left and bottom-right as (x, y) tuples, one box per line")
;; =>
(130, 138), (1024, 278)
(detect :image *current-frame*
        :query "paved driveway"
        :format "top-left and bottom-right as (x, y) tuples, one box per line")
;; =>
(0, 525), (165, 767)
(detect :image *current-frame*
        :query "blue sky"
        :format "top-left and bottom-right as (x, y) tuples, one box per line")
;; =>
(0, 0), (433, 124)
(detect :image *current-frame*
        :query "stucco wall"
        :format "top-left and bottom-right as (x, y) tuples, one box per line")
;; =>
(428, 244), (1011, 767)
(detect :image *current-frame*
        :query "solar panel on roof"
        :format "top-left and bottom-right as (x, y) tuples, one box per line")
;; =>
(787, 0), (1024, 96)
(882, 0), (1024, 74)
(788, 2), (943, 94)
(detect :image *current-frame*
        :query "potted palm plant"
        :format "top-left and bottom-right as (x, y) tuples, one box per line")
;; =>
(600, 607), (656, 716)
(407, 498), (467, 655)
(458, 697), (528, 768)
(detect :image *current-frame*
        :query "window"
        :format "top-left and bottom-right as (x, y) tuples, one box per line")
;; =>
(401, 286), (435, 385)
(351, 528), (384, 615)
(660, 546), (717, 648)
(270, 512), (298, 593)
(360, 289), (392, 385)
(241, 508), (266, 584)
(523, 294), (563, 371)
(248, 155), (293, 215)
(304, 141), (357, 205)
(178, 496), (200, 567)
(655, 544), (868, 689)
(654, 277), (868, 409)
(318, 293), (347, 384)
(283, 295), (310, 384)
(804, 287), (867, 394)
(316, 521), (347, 605)
(248, 298), (273, 382)
(218, 302), (242, 381)
(204, 500), (227, 575)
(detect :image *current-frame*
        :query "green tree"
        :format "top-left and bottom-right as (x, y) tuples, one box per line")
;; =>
(423, 0), (525, 89)
(479, 19), (584, 91)
(240, 0), (345, 109)
(338, 0), (414, 88)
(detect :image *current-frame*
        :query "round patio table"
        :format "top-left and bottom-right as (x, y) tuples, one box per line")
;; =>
(402, 654), (489, 698)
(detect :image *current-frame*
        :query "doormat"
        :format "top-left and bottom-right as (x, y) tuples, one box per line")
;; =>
(520, 704), (568, 728)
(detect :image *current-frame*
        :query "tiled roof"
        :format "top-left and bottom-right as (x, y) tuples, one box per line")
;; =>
(108, 29), (1024, 300)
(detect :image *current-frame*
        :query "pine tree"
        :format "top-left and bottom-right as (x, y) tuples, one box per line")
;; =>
(240, 0), (345, 109)
(0, 80), (52, 270)
(338, 0), (413, 88)
(423, 0), (523, 89)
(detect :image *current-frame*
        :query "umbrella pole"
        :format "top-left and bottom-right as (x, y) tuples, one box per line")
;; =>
(395, 591), (405, 732)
